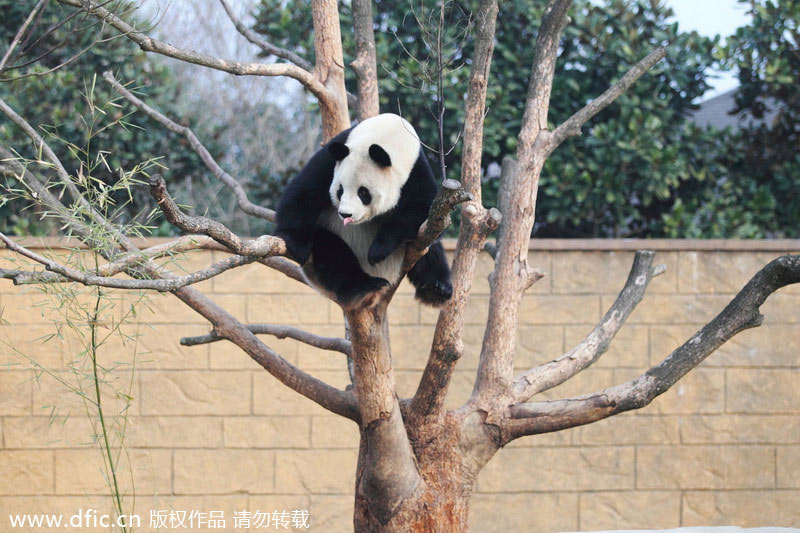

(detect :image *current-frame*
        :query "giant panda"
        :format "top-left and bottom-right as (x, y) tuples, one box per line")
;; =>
(275, 113), (452, 310)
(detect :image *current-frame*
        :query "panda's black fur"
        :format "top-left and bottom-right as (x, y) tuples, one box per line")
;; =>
(275, 113), (453, 309)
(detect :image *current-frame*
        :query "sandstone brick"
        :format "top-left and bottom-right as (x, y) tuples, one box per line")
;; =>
(0, 325), (65, 368)
(710, 325), (799, 367)
(0, 450), (53, 494)
(679, 414), (800, 444)
(470, 493), (578, 533)
(140, 371), (250, 415)
(294, 325), (348, 370)
(624, 367), (724, 415)
(564, 324), (649, 368)
(129, 292), (246, 325)
(393, 370), (475, 410)
(311, 416), (359, 449)
(275, 449), (357, 494)
(0, 291), (122, 325)
(777, 446), (800, 488)
(224, 416), (310, 449)
(537, 367), (617, 402)
(151, 250), (216, 293)
(574, 413), (679, 445)
(615, 294), (731, 325)
(125, 416), (224, 448)
(727, 369), (800, 413)
(520, 294), (601, 325)
(212, 259), (316, 295)
(636, 445), (774, 489)
(308, 494), (353, 532)
(759, 293), (800, 324)
(554, 251), (677, 294)
(253, 370), (351, 416)
(678, 251), (787, 294)
(3, 416), (94, 449)
(514, 325), (566, 371)
(579, 491), (680, 531)
(421, 295), (489, 325)
(386, 325), (435, 370)
(247, 294), (328, 325)
(651, 324), (800, 367)
(476, 446), (635, 492)
(174, 449), (273, 495)
(102, 324), (211, 370)
(505, 426), (574, 448)
(0, 371), (32, 415)
(209, 331), (299, 370)
(55, 448), (171, 495)
(388, 293), (422, 325)
(159, 494), (251, 529)
(682, 490), (800, 527)
(32, 370), (141, 418)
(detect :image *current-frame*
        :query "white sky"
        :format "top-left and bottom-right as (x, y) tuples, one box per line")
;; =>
(666, 0), (751, 98)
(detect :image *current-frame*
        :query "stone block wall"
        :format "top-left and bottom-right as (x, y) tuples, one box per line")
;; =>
(0, 239), (798, 531)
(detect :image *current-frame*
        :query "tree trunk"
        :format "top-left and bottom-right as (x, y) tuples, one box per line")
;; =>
(353, 415), (479, 532)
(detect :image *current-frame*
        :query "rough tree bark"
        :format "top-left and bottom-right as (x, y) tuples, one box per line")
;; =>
(1, 1), (798, 532)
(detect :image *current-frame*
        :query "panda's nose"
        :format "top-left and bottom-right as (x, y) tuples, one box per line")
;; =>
(338, 211), (352, 219)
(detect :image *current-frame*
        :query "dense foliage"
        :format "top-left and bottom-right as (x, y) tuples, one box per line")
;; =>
(254, 0), (799, 238)
(0, 0), (219, 235)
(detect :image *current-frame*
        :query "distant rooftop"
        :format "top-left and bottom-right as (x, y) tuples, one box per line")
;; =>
(691, 89), (779, 130)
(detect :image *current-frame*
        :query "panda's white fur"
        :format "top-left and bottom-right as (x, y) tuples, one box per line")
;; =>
(317, 114), (421, 283)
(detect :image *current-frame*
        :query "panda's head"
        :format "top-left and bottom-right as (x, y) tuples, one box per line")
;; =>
(328, 114), (421, 225)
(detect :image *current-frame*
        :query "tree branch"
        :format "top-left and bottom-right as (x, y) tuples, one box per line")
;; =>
(500, 254), (800, 443)
(402, 179), (472, 271)
(54, 0), (338, 111)
(409, 0), (500, 424)
(2, 100), (357, 423)
(0, 233), (257, 291)
(548, 46), (667, 154)
(0, 0), (48, 74)
(103, 71), (275, 222)
(310, 0), (350, 141)
(351, 0), (380, 121)
(149, 174), (285, 258)
(180, 323), (352, 357)
(512, 251), (664, 402)
(472, 0), (573, 404)
(218, 0), (313, 71)
(347, 307), (420, 524)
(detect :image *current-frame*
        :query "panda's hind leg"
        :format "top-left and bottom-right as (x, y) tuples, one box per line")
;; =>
(407, 240), (453, 307)
(310, 227), (390, 309)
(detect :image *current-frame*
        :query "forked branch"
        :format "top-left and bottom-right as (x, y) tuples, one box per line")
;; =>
(500, 254), (800, 443)
(512, 250), (665, 402)
(149, 175), (286, 258)
(548, 46), (667, 154)
(181, 323), (352, 357)
(0, 233), (256, 291)
(104, 71), (275, 222)
(54, 0), (337, 110)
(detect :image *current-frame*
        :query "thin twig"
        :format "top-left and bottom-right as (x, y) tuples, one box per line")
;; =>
(0, 0), (48, 74)
(181, 324), (352, 357)
(103, 71), (275, 222)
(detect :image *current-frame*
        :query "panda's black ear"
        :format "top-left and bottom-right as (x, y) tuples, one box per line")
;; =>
(369, 144), (392, 167)
(328, 141), (350, 161)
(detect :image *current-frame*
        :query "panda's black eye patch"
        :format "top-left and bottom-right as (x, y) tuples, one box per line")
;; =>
(358, 186), (372, 205)
(337, 185), (343, 200)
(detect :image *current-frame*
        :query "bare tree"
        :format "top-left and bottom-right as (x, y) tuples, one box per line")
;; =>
(2, 1), (799, 531)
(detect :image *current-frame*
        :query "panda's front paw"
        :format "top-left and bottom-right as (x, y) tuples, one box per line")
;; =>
(368, 238), (397, 266)
(276, 230), (311, 264)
